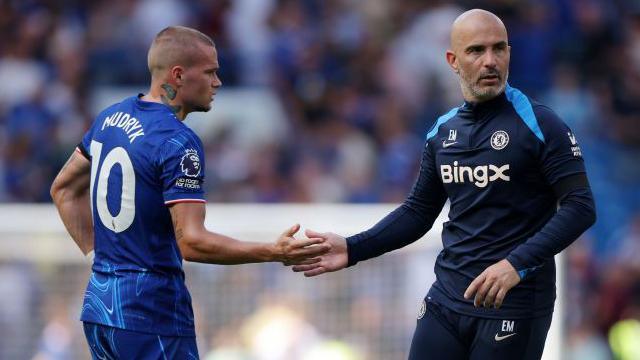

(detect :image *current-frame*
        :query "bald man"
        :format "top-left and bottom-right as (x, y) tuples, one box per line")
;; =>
(294, 9), (595, 359)
(51, 26), (329, 359)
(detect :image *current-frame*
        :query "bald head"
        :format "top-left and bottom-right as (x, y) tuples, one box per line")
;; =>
(451, 9), (507, 52)
(147, 26), (215, 79)
(446, 9), (510, 102)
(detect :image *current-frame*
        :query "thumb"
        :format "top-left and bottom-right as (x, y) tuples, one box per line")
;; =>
(282, 223), (300, 237)
(305, 228), (327, 239)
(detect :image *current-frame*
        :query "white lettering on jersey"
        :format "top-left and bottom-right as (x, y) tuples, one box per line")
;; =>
(101, 112), (145, 143)
(175, 178), (201, 190)
(568, 132), (582, 157)
(440, 161), (510, 188)
(448, 129), (457, 141)
(443, 129), (458, 148)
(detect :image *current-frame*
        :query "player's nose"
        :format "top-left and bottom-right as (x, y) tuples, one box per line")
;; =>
(212, 75), (222, 88)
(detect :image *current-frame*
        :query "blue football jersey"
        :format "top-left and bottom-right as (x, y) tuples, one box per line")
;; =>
(77, 95), (206, 336)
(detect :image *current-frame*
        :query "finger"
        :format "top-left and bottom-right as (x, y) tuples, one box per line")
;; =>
(474, 277), (494, 308)
(464, 272), (486, 300)
(494, 288), (508, 309)
(287, 254), (325, 266)
(282, 223), (300, 237)
(289, 237), (327, 249)
(304, 266), (328, 277)
(293, 257), (322, 266)
(292, 263), (322, 272)
(483, 282), (500, 308)
(291, 243), (331, 259)
(305, 229), (327, 239)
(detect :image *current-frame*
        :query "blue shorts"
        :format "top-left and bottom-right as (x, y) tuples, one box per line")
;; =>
(83, 322), (199, 360)
(408, 297), (552, 360)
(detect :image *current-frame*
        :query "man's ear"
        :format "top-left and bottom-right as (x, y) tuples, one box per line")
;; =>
(169, 65), (184, 85)
(446, 50), (459, 74)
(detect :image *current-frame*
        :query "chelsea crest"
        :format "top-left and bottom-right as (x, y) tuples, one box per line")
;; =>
(491, 130), (509, 150)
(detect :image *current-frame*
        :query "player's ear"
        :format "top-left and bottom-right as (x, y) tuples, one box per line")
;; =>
(169, 66), (185, 85)
(446, 50), (459, 74)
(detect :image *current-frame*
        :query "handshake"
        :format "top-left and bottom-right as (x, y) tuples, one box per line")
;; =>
(274, 224), (347, 277)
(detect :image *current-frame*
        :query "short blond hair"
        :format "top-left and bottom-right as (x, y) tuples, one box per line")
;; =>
(147, 26), (215, 78)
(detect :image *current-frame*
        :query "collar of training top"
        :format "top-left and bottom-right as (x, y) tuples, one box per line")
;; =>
(460, 91), (509, 119)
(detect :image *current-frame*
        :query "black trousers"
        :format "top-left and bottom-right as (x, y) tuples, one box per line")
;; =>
(408, 298), (553, 360)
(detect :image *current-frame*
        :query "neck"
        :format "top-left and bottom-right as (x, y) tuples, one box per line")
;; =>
(461, 86), (489, 104)
(141, 81), (188, 120)
(463, 95), (493, 104)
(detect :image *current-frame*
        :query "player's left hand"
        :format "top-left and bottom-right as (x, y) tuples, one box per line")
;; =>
(464, 259), (520, 309)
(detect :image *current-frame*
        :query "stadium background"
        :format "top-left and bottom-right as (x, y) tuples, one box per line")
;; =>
(0, 0), (639, 359)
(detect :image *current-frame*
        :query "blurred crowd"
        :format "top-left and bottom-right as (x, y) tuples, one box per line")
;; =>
(1, 0), (640, 359)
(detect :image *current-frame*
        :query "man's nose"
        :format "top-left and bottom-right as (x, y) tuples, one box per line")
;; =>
(483, 50), (498, 68)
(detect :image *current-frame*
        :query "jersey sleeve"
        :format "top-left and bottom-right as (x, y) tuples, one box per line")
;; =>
(77, 120), (97, 160)
(157, 130), (206, 205)
(78, 107), (118, 160)
(535, 105), (586, 185)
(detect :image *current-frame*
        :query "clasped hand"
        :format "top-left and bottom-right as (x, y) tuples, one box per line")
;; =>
(275, 224), (332, 266)
(280, 226), (521, 310)
(290, 229), (348, 276)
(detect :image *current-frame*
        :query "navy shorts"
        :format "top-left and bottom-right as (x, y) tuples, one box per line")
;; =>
(408, 298), (552, 360)
(83, 322), (199, 360)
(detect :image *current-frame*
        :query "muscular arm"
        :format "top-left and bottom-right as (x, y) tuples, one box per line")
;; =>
(169, 202), (329, 265)
(50, 151), (94, 255)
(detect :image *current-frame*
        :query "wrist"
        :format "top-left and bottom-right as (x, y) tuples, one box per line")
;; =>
(505, 254), (523, 272)
(345, 235), (358, 267)
(268, 243), (284, 263)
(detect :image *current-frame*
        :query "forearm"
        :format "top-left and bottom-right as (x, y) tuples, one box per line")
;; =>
(346, 204), (435, 266)
(346, 141), (446, 266)
(506, 187), (596, 276)
(179, 230), (277, 265)
(53, 190), (94, 255)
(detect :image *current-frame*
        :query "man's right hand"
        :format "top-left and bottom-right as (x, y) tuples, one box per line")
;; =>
(291, 229), (348, 276)
(276, 224), (332, 266)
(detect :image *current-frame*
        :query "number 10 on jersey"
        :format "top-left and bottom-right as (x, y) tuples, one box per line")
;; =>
(89, 140), (136, 233)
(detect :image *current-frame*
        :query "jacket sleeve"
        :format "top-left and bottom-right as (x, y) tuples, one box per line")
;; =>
(506, 106), (596, 278)
(346, 141), (448, 266)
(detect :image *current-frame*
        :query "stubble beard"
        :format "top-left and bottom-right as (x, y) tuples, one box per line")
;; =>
(460, 69), (509, 102)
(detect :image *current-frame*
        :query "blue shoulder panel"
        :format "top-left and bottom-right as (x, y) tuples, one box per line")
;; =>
(426, 106), (460, 140)
(505, 84), (545, 143)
